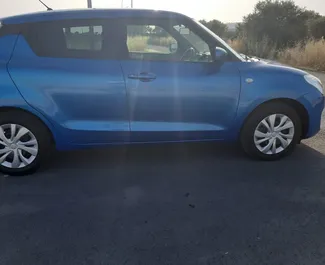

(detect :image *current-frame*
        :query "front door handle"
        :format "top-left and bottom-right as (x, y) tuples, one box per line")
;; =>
(128, 72), (156, 82)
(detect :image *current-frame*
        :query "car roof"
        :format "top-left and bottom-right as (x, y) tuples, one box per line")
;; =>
(1, 8), (187, 25)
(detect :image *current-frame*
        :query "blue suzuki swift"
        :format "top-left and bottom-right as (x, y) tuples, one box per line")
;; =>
(0, 9), (323, 175)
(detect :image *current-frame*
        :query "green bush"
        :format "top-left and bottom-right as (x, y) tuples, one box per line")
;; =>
(240, 0), (320, 49)
(309, 17), (325, 40)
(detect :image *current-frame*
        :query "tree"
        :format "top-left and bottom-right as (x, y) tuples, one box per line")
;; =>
(235, 23), (244, 37)
(128, 25), (147, 36)
(241, 0), (320, 49)
(309, 17), (325, 39)
(145, 25), (154, 35)
(199, 19), (227, 37)
(152, 26), (169, 37)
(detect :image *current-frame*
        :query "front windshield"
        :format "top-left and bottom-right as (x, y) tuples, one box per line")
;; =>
(193, 19), (245, 61)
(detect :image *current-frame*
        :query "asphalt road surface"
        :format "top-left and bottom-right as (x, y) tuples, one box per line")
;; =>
(0, 72), (324, 265)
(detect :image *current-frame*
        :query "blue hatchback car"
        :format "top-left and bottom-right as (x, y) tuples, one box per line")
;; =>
(0, 9), (324, 175)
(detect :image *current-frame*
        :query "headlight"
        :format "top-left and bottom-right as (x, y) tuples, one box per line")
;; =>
(304, 74), (324, 95)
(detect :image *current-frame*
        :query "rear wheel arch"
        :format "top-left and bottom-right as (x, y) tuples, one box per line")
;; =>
(241, 98), (309, 139)
(0, 106), (56, 145)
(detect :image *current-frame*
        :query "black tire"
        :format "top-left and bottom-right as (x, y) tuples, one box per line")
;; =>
(240, 102), (302, 160)
(0, 110), (53, 176)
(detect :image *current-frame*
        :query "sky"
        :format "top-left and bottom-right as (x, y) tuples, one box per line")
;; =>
(0, 0), (324, 22)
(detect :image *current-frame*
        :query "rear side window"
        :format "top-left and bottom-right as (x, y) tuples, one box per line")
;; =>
(24, 20), (105, 59)
(63, 25), (103, 51)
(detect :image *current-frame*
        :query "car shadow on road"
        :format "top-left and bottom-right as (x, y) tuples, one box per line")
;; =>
(42, 142), (324, 183)
(2, 142), (325, 198)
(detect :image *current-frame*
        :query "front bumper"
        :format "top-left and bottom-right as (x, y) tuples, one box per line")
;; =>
(299, 92), (324, 139)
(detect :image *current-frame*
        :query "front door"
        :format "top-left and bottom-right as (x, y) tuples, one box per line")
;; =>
(120, 18), (241, 142)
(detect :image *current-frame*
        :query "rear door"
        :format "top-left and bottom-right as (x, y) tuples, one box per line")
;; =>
(8, 19), (129, 146)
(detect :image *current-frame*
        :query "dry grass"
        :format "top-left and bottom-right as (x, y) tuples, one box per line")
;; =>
(229, 37), (325, 71)
(127, 36), (174, 52)
(278, 39), (325, 71)
(127, 36), (148, 52)
(147, 36), (174, 47)
(228, 38), (246, 54)
(228, 36), (277, 59)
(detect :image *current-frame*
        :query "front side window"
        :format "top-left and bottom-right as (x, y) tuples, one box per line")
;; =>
(127, 24), (177, 60)
(173, 24), (211, 57)
(124, 20), (212, 62)
(194, 19), (244, 61)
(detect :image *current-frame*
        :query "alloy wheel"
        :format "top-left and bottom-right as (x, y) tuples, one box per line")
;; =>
(0, 124), (39, 169)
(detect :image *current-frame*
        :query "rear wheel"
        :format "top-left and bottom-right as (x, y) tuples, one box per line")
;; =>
(0, 111), (53, 176)
(240, 102), (302, 160)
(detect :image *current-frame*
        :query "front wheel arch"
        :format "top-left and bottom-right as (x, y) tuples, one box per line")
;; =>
(240, 98), (309, 140)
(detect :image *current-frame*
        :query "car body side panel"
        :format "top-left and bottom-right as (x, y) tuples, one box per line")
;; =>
(228, 62), (324, 139)
(8, 35), (130, 147)
(0, 35), (18, 62)
(0, 36), (60, 144)
(121, 60), (241, 142)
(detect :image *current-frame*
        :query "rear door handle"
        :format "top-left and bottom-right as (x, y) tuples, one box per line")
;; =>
(128, 72), (156, 82)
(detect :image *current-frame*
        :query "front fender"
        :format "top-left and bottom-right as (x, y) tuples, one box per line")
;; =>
(296, 92), (324, 138)
(230, 62), (316, 138)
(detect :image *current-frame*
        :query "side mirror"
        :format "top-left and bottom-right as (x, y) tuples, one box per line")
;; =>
(214, 47), (228, 63)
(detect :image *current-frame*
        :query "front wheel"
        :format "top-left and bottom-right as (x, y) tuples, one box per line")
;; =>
(240, 102), (302, 160)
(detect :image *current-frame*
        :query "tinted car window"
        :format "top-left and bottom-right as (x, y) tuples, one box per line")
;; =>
(24, 21), (105, 59)
(63, 25), (103, 51)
